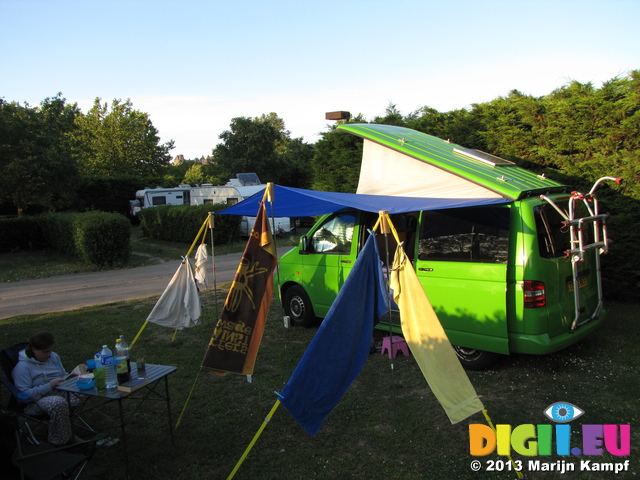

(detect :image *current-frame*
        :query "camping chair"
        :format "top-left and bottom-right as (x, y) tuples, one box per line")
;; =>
(1, 412), (96, 480)
(0, 343), (95, 445)
(0, 343), (50, 444)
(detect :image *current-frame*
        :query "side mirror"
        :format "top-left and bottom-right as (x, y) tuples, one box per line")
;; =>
(300, 235), (309, 254)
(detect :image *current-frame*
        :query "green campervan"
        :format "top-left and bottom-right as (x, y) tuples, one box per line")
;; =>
(277, 124), (616, 369)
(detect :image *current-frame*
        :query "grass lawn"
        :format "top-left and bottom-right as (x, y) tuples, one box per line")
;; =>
(1, 285), (637, 479)
(0, 225), (305, 283)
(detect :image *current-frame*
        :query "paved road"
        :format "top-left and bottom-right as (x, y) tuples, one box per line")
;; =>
(0, 247), (293, 319)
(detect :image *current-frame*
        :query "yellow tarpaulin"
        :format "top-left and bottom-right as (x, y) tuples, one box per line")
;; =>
(389, 244), (484, 424)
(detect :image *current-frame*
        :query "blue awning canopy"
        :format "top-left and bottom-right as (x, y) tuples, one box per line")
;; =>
(216, 185), (511, 217)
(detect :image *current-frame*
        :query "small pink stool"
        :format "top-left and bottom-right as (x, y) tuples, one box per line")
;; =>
(381, 336), (410, 359)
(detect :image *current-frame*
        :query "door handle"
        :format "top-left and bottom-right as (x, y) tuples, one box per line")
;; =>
(418, 267), (434, 272)
(340, 260), (352, 264)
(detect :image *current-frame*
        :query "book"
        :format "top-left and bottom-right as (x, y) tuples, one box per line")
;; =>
(64, 364), (88, 380)
(117, 377), (149, 393)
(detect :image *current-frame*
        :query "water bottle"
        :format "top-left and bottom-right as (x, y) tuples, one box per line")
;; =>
(100, 345), (118, 389)
(115, 338), (130, 384)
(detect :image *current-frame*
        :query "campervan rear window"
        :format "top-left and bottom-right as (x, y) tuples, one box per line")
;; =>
(418, 207), (510, 263)
(534, 201), (592, 259)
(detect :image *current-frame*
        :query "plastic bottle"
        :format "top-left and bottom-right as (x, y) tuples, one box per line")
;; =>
(100, 345), (118, 389)
(118, 335), (131, 374)
(115, 338), (130, 384)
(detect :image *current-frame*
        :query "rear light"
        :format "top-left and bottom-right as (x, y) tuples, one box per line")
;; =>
(524, 280), (546, 308)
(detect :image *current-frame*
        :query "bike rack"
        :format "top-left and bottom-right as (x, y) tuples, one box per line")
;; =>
(540, 176), (622, 331)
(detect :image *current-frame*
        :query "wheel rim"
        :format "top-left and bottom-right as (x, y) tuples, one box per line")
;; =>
(289, 295), (305, 320)
(453, 346), (483, 361)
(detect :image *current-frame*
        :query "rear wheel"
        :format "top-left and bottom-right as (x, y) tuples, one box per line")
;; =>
(452, 346), (501, 370)
(283, 285), (316, 327)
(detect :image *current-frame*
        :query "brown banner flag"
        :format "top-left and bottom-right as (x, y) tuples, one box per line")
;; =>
(202, 201), (277, 375)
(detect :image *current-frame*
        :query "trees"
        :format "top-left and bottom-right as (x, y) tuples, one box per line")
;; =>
(212, 113), (315, 187)
(0, 94), (81, 214)
(213, 115), (283, 182)
(311, 114), (368, 193)
(72, 98), (174, 177)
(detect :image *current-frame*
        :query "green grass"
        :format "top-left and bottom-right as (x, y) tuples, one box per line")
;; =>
(1, 292), (637, 479)
(0, 226), (306, 283)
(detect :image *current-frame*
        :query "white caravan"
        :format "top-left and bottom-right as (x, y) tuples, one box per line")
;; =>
(190, 174), (290, 236)
(130, 184), (191, 217)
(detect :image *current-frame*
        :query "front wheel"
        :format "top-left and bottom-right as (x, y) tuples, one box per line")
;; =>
(282, 285), (316, 327)
(452, 346), (501, 371)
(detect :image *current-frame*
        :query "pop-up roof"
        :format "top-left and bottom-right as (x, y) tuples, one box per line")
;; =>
(339, 123), (565, 201)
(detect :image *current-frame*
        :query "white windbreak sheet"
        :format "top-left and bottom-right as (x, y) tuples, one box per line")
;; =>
(356, 140), (503, 199)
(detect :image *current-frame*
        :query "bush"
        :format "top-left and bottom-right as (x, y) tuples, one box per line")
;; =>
(139, 204), (241, 245)
(1, 211), (130, 267)
(0, 216), (48, 252)
(73, 212), (130, 267)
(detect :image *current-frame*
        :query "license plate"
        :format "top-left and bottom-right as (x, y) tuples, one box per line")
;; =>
(568, 276), (588, 292)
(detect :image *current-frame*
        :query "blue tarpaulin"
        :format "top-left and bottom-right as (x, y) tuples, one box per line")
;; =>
(277, 234), (388, 436)
(216, 185), (511, 217)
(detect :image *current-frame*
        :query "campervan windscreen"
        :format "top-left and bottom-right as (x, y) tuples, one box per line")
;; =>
(310, 213), (356, 254)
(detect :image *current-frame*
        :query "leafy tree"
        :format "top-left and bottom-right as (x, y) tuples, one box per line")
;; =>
(372, 103), (406, 126)
(275, 138), (315, 188)
(72, 98), (174, 177)
(213, 115), (284, 182)
(311, 114), (367, 193)
(212, 113), (315, 186)
(181, 163), (226, 185)
(0, 94), (81, 214)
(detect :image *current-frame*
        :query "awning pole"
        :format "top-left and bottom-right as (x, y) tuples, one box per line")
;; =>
(208, 212), (219, 322)
(227, 400), (281, 479)
(378, 210), (398, 431)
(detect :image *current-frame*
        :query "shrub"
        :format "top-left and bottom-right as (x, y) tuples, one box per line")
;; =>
(73, 212), (130, 267)
(139, 204), (241, 245)
(0, 216), (47, 252)
(3, 211), (131, 267)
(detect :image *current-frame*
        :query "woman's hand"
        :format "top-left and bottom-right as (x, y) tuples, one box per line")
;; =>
(50, 378), (65, 388)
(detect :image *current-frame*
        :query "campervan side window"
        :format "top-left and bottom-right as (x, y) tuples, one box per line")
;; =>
(152, 196), (167, 206)
(535, 201), (592, 259)
(310, 212), (356, 254)
(418, 207), (510, 263)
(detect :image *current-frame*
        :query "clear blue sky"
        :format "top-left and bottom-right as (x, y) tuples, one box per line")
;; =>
(2, 0), (638, 159)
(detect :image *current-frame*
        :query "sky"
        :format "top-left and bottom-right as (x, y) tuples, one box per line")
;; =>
(2, 0), (638, 160)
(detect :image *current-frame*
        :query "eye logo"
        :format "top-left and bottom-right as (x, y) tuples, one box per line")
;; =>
(543, 402), (584, 423)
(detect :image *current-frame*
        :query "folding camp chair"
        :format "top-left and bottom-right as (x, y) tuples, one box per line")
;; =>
(0, 343), (49, 444)
(0, 343), (95, 446)
(1, 412), (96, 480)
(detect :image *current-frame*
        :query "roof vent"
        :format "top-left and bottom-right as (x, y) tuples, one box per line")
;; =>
(454, 148), (515, 167)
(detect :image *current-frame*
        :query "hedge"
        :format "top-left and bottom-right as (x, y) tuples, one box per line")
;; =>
(139, 203), (241, 245)
(0, 211), (130, 267)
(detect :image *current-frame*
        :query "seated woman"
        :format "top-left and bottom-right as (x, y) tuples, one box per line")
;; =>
(12, 331), (84, 446)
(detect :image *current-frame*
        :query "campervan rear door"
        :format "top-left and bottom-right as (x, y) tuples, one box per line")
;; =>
(414, 206), (512, 354)
(531, 199), (605, 337)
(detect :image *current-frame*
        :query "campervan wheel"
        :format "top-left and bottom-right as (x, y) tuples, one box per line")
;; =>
(452, 346), (501, 371)
(283, 285), (316, 327)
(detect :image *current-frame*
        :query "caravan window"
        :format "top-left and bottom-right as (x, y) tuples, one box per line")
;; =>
(152, 196), (167, 206)
(310, 212), (356, 254)
(418, 207), (510, 263)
